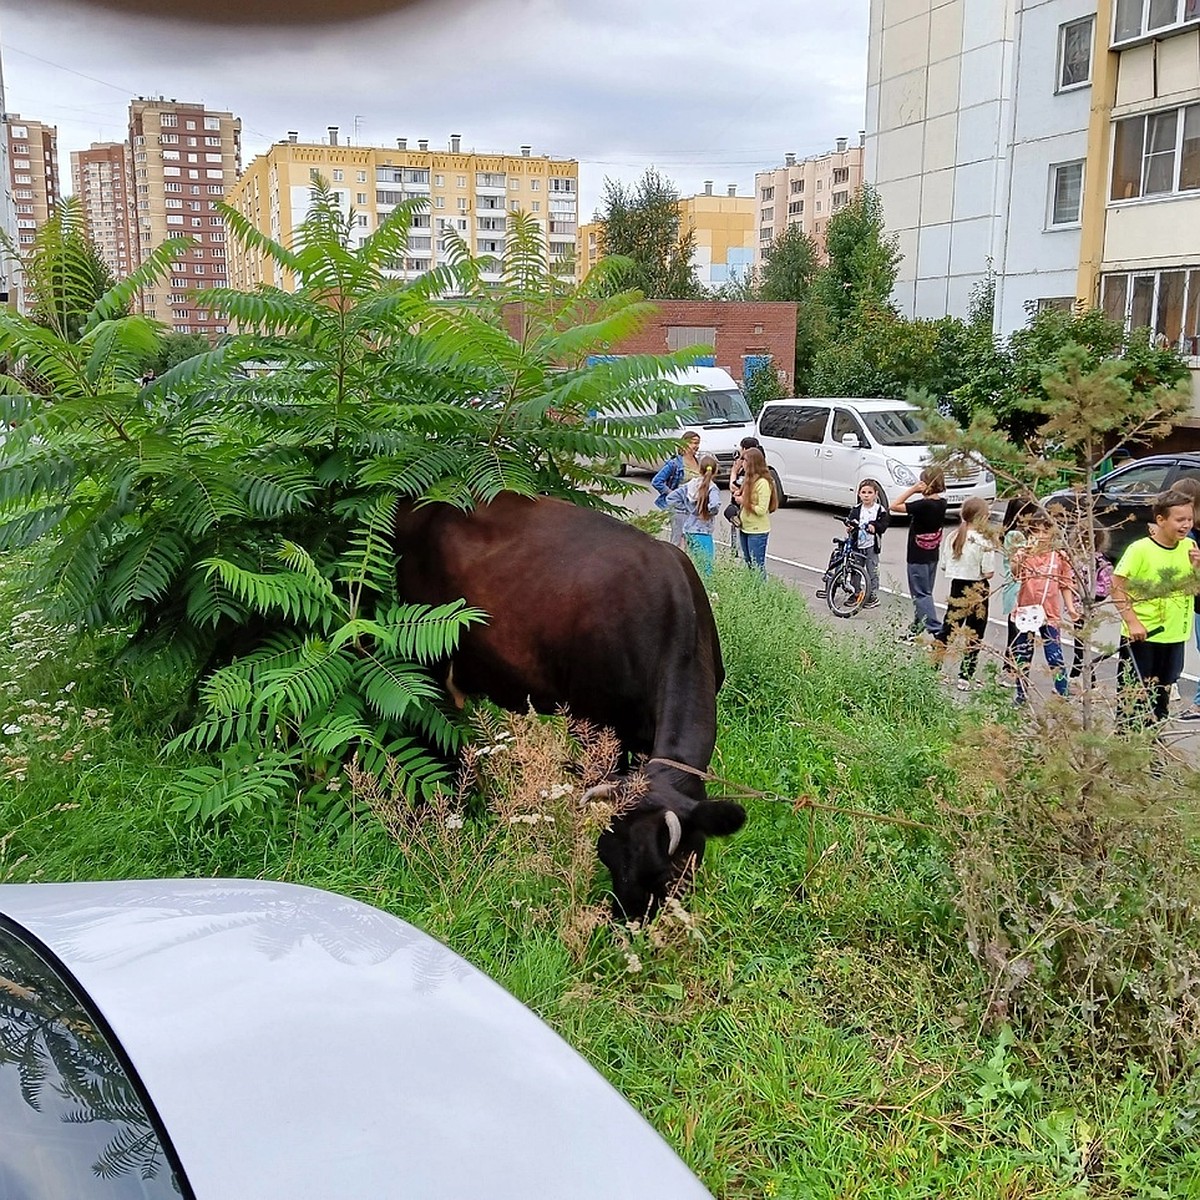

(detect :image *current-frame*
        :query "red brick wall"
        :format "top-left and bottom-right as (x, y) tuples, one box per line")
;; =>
(504, 300), (798, 389)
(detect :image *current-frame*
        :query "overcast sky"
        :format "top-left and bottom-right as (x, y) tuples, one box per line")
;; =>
(3, 0), (868, 217)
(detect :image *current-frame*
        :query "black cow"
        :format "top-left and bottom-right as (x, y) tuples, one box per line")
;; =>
(394, 492), (746, 919)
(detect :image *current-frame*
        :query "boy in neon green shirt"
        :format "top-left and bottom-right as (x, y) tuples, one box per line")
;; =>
(1112, 490), (1200, 726)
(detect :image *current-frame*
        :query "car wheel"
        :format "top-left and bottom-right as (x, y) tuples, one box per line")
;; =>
(770, 468), (787, 506)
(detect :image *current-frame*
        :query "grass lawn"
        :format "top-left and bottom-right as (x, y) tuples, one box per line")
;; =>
(2, 560), (1198, 1198)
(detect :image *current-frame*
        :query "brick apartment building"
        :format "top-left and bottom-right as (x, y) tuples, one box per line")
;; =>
(71, 142), (136, 283)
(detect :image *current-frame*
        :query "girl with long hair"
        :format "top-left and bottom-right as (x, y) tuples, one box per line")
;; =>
(890, 466), (948, 638)
(933, 497), (995, 688)
(736, 447), (778, 573)
(666, 455), (721, 574)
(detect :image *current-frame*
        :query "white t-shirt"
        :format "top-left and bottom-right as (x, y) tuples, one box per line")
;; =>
(856, 502), (882, 549)
(941, 528), (996, 581)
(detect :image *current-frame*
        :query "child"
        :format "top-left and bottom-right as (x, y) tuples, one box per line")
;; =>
(1011, 516), (1078, 705)
(736, 447), (778, 573)
(934, 497), (995, 689)
(818, 481), (889, 608)
(652, 431), (701, 548)
(998, 497), (1037, 680)
(666, 456), (721, 575)
(890, 467), (948, 638)
(1066, 526), (1114, 683)
(1111, 489), (1200, 728)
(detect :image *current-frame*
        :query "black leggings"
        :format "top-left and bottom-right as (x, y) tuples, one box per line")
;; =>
(936, 579), (991, 680)
(1118, 639), (1185, 727)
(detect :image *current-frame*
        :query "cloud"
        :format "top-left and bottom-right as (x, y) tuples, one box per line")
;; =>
(4, 0), (867, 212)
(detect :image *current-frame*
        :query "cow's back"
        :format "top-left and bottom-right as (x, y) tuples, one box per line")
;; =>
(394, 494), (720, 762)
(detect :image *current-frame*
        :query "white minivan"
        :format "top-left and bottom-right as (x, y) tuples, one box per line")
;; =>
(755, 397), (996, 511)
(619, 366), (755, 478)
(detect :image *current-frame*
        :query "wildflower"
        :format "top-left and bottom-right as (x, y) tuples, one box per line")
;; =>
(445, 814), (464, 830)
(2, 724), (20, 736)
(623, 951), (643, 974)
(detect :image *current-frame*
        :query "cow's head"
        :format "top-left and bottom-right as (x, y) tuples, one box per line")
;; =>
(597, 795), (746, 921)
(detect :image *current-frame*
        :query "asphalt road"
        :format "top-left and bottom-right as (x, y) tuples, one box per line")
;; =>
(619, 473), (1200, 719)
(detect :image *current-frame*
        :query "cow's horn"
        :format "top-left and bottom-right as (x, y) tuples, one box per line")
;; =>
(664, 810), (682, 856)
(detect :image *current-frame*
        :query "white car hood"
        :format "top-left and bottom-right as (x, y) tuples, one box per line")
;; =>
(0, 879), (711, 1200)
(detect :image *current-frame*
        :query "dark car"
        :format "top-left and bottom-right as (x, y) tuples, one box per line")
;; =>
(1044, 453), (1200, 561)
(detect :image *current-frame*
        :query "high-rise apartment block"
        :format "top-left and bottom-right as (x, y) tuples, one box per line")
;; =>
(227, 130), (578, 292)
(6, 115), (60, 248)
(865, 0), (1200, 405)
(71, 143), (136, 282)
(754, 137), (865, 267)
(129, 98), (242, 334)
(577, 183), (756, 289)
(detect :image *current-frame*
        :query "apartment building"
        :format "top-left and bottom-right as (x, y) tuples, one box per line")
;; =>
(6, 114), (59, 248)
(577, 184), (756, 288)
(753, 137), (865, 267)
(128, 97), (242, 334)
(227, 131), (578, 292)
(865, 0), (1199, 399)
(71, 143), (136, 283)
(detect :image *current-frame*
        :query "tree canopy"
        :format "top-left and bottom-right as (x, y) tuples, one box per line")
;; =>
(593, 169), (702, 299)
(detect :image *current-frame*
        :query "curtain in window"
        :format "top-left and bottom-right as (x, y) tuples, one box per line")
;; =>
(1115, 0), (1145, 39)
(1131, 276), (1155, 330)
(1149, 0), (1179, 28)
(1156, 272), (1186, 346)
(1101, 275), (1128, 324)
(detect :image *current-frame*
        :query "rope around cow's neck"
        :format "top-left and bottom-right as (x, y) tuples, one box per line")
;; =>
(646, 756), (940, 835)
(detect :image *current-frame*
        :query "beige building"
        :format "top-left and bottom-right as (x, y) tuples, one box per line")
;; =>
(754, 137), (865, 267)
(227, 131), (578, 292)
(6, 114), (59, 247)
(577, 183), (756, 288)
(128, 97), (242, 334)
(71, 143), (136, 283)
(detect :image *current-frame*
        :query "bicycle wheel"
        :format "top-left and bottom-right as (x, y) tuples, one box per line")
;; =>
(826, 563), (868, 617)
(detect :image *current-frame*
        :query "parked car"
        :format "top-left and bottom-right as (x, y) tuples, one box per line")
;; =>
(611, 365), (756, 478)
(1043, 453), (1200, 560)
(0, 878), (711, 1199)
(755, 397), (996, 512)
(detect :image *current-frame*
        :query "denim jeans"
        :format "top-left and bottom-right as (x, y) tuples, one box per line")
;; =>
(739, 530), (768, 573)
(906, 561), (939, 633)
(862, 546), (880, 600)
(1013, 624), (1068, 702)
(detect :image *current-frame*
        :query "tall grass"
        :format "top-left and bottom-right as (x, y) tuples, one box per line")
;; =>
(1, 558), (1198, 1197)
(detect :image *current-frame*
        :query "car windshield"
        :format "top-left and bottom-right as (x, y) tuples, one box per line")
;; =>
(672, 388), (753, 426)
(860, 408), (928, 446)
(0, 922), (186, 1198)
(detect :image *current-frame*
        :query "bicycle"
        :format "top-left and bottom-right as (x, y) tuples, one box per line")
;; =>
(822, 524), (870, 618)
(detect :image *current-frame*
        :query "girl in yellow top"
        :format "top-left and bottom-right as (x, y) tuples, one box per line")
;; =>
(736, 447), (779, 573)
(1111, 489), (1200, 726)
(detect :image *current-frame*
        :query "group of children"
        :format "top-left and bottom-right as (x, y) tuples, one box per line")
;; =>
(653, 435), (1200, 728)
(652, 433), (778, 574)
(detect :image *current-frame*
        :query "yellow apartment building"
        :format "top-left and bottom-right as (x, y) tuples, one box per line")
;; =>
(227, 130), (579, 291)
(577, 183), (756, 289)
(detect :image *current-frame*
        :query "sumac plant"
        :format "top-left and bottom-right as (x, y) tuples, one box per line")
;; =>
(0, 181), (696, 820)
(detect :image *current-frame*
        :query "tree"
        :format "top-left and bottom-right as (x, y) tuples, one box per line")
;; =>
(140, 331), (213, 377)
(4, 196), (123, 344)
(0, 181), (694, 821)
(593, 169), (702, 299)
(759, 223), (822, 386)
(813, 183), (901, 336)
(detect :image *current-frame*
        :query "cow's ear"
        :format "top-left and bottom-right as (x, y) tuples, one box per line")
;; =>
(692, 800), (746, 838)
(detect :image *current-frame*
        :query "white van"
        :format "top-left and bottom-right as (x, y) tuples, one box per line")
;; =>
(619, 366), (755, 478)
(755, 397), (996, 511)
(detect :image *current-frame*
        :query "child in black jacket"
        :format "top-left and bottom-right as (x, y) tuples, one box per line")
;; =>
(817, 481), (890, 607)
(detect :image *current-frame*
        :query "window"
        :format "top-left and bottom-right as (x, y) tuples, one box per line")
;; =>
(758, 404), (829, 442)
(665, 326), (716, 351)
(549, 177), (575, 193)
(760, 226), (774, 242)
(1113, 0), (1200, 44)
(457, 197), (468, 211)
(160, 113), (177, 127)
(1058, 17), (1094, 89)
(357, 171), (367, 183)
(760, 185), (775, 201)
(456, 175), (466, 187)
(434, 195), (445, 208)
(357, 192), (367, 205)
(1049, 160), (1085, 225)
(761, 206), (774, 222)
(509, 199), (520, 212)
(0, 925), (185, 1199)
(1101, 266), (1200, 354)
(332, 169), (344, 181)
(531, 200), (541, 212)
(204, 116), (221, 130)
(832, 167), (850, 185)
(205, 136), (221, 146)
(509, 178), (520, 190)
(831, 409), (867, 446)
(476, 171), (505, 188)
(1112, 105), (1200, 199)
(434, 174), (444, 186)
(529, 179), (540, 191)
